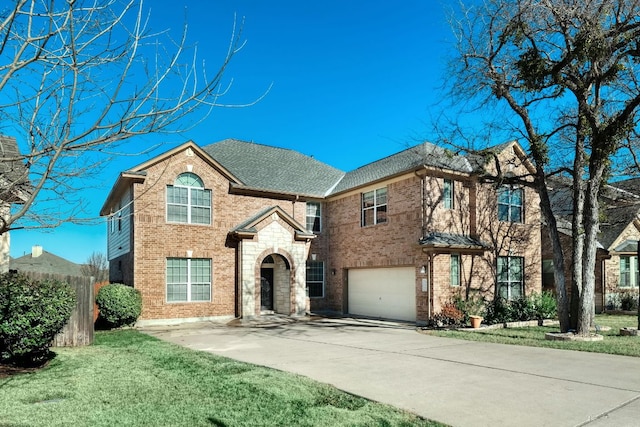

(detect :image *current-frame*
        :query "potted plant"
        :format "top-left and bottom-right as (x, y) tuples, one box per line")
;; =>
(465, 294), (486, 329)
(469, 314), (483, 328)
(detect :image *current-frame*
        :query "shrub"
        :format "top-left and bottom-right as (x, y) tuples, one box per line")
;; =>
(531, 291), (557, 320)
(432, 303), (464, 327)
(484, 292), (557, 324)
(0, 272), (75, 365)
(453, 294), (486, 323)
(96, 283), (142, 328)
(509, 296), (536, 321)
(620, 291), (639, 311)
(484, 298), (512, 324)
(606, 293), (622, 311)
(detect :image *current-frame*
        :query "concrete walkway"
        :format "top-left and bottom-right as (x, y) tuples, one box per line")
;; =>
(141, 316), (640, 427)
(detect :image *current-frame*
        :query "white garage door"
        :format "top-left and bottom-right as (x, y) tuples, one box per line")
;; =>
(348, 267), (416, 322)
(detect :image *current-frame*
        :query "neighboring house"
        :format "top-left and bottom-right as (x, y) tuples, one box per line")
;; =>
(10, 245), (84, 276)
(0, 135), (29, 273)
(600, 178), (640, 309)
(100, 139), (542, 325)
(542, 177), (640, 312)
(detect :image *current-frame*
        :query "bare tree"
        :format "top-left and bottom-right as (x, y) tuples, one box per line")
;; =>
(81, 251), (108, 281)
(0, 0), (258, 233)
(446, 0), (640, 335)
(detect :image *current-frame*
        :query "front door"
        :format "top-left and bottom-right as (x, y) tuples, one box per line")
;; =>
(260, 268), (274, 311)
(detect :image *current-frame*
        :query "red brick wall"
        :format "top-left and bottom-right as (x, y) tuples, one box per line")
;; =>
(130, 148), (305, 321)
(312, 157), (542, 321)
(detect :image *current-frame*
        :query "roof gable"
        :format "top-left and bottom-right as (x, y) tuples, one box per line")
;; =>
(231, 206), (315, 240)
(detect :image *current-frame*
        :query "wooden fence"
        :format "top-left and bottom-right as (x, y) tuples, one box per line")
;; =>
(21, 272), (95, 347)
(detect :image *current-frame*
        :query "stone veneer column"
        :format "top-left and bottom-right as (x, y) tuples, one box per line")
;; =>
(240, 219), (310, 318)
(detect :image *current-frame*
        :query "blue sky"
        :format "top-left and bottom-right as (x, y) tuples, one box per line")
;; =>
(10, 0), (457, 263)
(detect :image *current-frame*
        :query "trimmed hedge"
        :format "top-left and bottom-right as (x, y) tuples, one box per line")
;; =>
(96, 283), (142, 328)
(0, 272), (75, 365)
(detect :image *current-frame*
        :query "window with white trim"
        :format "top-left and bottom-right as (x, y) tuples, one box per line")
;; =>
(306, 261), (324, 298)
(619, 255), (638, 288)
(450, 253), (460, 286)
(498, 186), (523, 223)
(306, 202), (321, 232)
(362, 187), (387, 226)
(167, 173), (211, 224)
(497, 256), (524, 300)
(166, 258), (211, 302)
(443, 179), (454, 209)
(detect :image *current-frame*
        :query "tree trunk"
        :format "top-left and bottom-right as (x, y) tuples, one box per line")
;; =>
(577, 170), (603, 336)
(538, 178), (570, 332)
(570, 186), (584, 331)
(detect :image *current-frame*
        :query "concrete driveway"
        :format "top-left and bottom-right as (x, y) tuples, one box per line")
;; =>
(142, 317), (640, 427)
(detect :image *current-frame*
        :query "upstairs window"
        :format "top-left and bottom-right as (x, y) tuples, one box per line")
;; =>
(362, 187), (387, 226)
(306, 202), (321, 232)
(167, 173), (211, 225)
(498, 186), (523, 223)
(443, 179), (454, 209)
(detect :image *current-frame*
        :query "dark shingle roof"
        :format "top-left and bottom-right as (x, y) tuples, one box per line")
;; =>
(10, 250), (84, 276)
(547, 176), (640, 250)
(600, 204), (640, 250)
(330, 142), (473, 194)
(609, 178), (640, 198)
(419, 232), (489, 250)
(202, 139), (344, 197)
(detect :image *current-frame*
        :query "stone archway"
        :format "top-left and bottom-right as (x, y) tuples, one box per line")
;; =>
(259, 254), (292, 314)
(231, 206), (314, 319)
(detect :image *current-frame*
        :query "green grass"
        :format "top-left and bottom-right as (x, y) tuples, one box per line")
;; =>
(425, 314), (640, 357)
(0, 330), (445, 427)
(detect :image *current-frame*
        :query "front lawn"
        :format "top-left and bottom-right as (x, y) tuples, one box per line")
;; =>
(424, 314), (640, 357)
(0, 330), (444, 427)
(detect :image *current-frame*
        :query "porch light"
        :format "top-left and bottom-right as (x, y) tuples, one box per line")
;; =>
(420, 265), (427, 275)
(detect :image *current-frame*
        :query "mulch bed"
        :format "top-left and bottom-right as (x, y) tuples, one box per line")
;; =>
(0, 363), (44, 378)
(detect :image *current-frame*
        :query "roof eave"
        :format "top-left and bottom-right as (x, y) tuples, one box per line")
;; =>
(228, 183), (324, 200)
(99, 172), (146, 216)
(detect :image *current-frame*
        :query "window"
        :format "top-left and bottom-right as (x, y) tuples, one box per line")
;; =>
(306, 261), (324, 298)
(497, 256), (524, 300)
(443, 179), (454, 209)
(167, 173), (211, 224)
(306, 202), (321, 232)
(362, 187), (387, 226)
(498, 186), (523, 223)
(166, 258), (211, 302)
(619, 256), (638, 288)
(450, 254), (460, 286)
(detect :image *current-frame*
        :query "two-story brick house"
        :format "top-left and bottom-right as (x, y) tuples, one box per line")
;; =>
(100, 138), (541, 325)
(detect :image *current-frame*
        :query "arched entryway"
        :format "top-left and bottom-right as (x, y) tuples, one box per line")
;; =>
(259, 254), (291, 314)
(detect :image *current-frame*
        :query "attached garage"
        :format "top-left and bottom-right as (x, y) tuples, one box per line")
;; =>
(347, 267), (416, 322)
